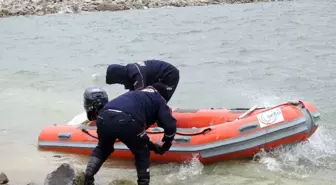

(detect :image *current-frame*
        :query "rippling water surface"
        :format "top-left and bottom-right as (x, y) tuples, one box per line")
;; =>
(1, 0), (336, 184)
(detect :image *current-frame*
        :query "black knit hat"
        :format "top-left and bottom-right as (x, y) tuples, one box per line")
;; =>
(152, 82), (169, 102)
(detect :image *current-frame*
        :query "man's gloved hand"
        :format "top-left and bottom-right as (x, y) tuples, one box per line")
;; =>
(160, 133), (174, 154)
(147, 141), (163, 155)
(162, 134), (175, 143)
(161, 141), (172, 153)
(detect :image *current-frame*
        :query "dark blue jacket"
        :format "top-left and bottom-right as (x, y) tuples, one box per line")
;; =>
(106, 60), (179, 90)
(101, 86), (177, 138)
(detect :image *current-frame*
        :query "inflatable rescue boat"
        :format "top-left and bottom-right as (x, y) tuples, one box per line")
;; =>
(37, 100), (320, 164)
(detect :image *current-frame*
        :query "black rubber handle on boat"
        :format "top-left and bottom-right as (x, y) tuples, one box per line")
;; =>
(81, 127), (212, 140)
(238, 123), (259, 133)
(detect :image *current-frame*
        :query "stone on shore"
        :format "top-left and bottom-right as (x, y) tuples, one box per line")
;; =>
(0, 172), (9, 184)
(73, 171), (86, 185)
(44, 163), (77, 185)
(109, 179), (137, 185)
(43, 163), (137, 185)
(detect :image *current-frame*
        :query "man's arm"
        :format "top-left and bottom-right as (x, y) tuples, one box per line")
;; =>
(157, 100), (177, 143)
(127, 63), (147, 90)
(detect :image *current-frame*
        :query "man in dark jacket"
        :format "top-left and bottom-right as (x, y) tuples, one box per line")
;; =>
(105, 59), (179, 102)
(82, 82), (177, 185)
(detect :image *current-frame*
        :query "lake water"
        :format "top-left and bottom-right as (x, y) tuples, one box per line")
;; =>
(0, 0), (336, 184)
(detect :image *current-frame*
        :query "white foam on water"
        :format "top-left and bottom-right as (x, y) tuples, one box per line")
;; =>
(163, 154), (204, 183)
(238, 82), (336, 179)
(254, 126), (336, 178)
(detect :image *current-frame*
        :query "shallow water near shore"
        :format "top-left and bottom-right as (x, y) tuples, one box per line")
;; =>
(1, 0), (336, 184)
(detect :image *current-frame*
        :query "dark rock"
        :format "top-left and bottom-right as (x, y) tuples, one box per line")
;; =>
(44, 163), (76, 185)
(53, 155), (62, 158)
(0, 172), (9, 184)
(71, 4), (81, 13)
(109, 179), (137, 185)
(73, 170), (86, 185)
(0, 8), (10, 17)
(95, 3), (122, 11)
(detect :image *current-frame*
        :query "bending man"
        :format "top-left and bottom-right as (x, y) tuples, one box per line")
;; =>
(105, 59), (179, 102)
(83, 83), (177, 185)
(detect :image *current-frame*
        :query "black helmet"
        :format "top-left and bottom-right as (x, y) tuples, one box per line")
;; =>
(83, 86), (109, 121)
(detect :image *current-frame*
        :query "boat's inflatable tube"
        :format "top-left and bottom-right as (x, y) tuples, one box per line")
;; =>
(38, 100), (320, 164)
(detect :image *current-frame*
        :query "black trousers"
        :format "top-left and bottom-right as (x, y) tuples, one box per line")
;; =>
(160, 69), (180, 102)
(92, 109), (150, 185)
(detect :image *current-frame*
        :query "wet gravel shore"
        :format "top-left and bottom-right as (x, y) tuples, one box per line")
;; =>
(0, 0), (269, 18)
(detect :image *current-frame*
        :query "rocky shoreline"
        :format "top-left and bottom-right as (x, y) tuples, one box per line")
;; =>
(0, 163), (137, 185)
(0, 0), (269, 18)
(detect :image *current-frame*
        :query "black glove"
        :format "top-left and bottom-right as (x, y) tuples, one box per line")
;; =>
(159, 133), (174, 155)
(162, 133), (175, 143)
(161, 141), (172, 153)
(147, 141), (163, 155)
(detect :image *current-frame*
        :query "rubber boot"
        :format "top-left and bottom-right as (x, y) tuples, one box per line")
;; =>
(84, 175), (95, 185)
(137, 168), (150, 185)
(84, 156), (103, 185)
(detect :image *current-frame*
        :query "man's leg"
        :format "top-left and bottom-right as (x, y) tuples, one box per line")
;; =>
(125, 142), (150, 185)
(118, 120), (151, 185)
(133, 146), (150, 185)
(84, 112), (117, 185)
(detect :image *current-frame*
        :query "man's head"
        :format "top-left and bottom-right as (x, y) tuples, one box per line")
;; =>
(83, 86), (109, 121)
(105, 64), (127, 85)
(152, 82), (169, 102)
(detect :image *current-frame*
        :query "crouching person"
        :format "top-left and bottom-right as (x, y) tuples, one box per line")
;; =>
(82, 82), (177, 185)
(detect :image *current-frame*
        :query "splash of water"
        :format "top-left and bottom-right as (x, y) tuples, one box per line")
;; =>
(163, 154), (204, 183)
(254, 126), (336, 178)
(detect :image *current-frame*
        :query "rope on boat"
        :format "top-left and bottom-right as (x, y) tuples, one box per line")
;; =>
(80, 127), (212, 140)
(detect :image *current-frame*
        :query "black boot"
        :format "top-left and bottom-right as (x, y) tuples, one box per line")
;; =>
(84, 156), (103, 185)
(137, 168), (150, 185)
(84, 175), (95, 185)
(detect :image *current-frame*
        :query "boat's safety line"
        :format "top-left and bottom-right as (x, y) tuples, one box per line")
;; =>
(80, 127), (212, 140)
(79, 101), (309, 140)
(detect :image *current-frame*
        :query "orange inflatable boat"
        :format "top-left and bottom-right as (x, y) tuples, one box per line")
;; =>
(37, 100), (320, 164)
